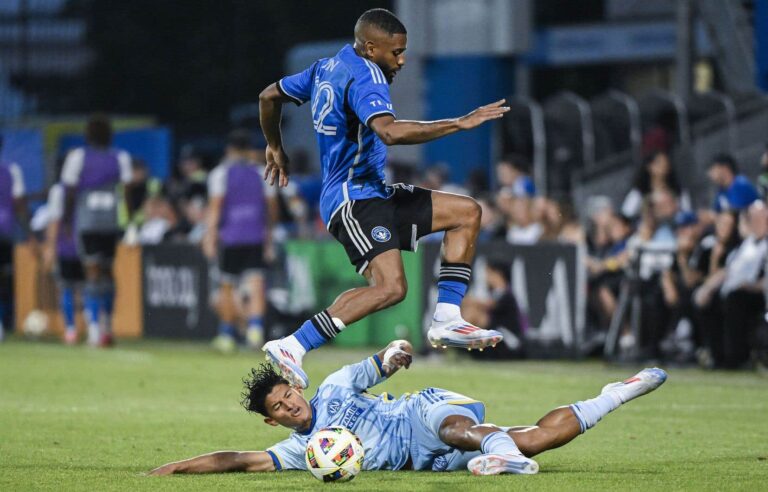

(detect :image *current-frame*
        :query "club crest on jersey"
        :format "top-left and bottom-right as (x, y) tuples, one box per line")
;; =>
(371, 226), (391, 243)
(327, 399), (342, 416)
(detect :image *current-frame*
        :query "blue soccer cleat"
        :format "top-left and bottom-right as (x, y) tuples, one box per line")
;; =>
(263, 339), (309, 389)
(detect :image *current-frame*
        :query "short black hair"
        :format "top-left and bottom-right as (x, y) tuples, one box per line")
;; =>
(241, 363), (289, 416)
(356, 8), (406, 36)
(710, 153), (738, 173)
(498, 153), (531, 174)
(227, 128), (253, 151)
(85, 113), (113, 147)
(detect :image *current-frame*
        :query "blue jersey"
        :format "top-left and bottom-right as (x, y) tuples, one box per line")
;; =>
(278, 44), (396, 225)
(713, 174), (759, 212)
(265, 355), (487, 472)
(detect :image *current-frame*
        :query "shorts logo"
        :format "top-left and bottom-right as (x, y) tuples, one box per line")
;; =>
(327, 399), (342, 416)
(371, 226), (391, 243)
(432, 455), (449, 472)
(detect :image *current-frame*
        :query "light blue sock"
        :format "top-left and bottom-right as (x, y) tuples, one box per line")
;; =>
(569, 393), (621, 433)
(84, 284), (100, 327)
(481, 431), (522, 455)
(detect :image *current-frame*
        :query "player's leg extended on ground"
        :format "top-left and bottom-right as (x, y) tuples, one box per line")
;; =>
(438, 415), (539, 475)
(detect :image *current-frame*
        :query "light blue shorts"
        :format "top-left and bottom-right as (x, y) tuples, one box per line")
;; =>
(408, 387), (485, 472)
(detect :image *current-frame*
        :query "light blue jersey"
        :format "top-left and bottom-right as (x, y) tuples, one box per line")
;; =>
(278, 44), (395, 226)
(266, 355), (486, 472)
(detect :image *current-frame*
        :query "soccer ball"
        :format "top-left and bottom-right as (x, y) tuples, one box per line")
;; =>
(22, 310), (49, 338)
(305, 426), (365, 482)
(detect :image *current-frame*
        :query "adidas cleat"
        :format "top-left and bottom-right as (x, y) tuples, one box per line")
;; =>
(427, 319), (503, 350)
(468, 453), (539, 476)
(263, 340), (309, 389)
(601, 367), (668, 404)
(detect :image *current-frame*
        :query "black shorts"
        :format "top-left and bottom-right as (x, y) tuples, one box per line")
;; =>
(219, 244), (265, 277)
(0, 240), (12, 271)
(58, 258), (85, 282)
(78, 232), (120, 263)
(328, 184), (433, 274)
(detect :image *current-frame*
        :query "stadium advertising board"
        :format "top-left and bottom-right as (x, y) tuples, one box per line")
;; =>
(142, 244), (217, 339)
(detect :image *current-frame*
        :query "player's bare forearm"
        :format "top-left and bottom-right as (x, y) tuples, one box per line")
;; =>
(370, 99), (509, 145)
(259, 83), (288, 150)
(376, 340), (413, 377)
(148, 451), (275, 475)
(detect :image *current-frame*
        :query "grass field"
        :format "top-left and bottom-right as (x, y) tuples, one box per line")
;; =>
(1, 339), (767, 491)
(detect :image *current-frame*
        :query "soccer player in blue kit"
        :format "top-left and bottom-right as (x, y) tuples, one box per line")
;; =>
(149, 339), (667, 476)
(259, 8), (510, 389)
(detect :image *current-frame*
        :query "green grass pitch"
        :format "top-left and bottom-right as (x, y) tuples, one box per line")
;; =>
(1, 339), (767, 491)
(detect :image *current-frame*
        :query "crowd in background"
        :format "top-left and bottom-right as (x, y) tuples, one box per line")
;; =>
(2, 113), (768, 370)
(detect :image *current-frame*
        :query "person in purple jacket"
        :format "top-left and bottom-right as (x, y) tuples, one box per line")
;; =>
(0, 135), (32, 342)
(60, 114), (132, 347)
(204, 129), (274, 353)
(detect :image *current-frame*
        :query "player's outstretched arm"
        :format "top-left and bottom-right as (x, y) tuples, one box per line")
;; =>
(369, 99), (509, 146)
(259, 83), (292, 188)
(148, 450), (275, 476)
(376, 339), (413, 377)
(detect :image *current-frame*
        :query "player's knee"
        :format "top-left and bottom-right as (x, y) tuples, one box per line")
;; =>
(380, 279), (407, 307)
(458, 197), (482, 228)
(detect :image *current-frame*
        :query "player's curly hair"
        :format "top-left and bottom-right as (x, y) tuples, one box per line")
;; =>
(241, 363), (289, 416)
(356, 8), (406, 36)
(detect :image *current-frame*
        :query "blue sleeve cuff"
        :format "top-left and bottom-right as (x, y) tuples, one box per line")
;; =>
(266, 450), (282, 471)
(371, 354), (385, 378)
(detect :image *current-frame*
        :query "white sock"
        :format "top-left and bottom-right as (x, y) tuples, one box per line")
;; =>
(433, 302), (461, 322)
(481, 431), (522, 455)
(283, 335), (307, 358)
(569, 393), (621, 433)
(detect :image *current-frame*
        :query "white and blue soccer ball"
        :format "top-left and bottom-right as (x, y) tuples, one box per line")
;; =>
(305, 426), (365, 482)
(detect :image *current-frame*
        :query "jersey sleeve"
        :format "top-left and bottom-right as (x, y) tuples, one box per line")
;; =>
(47, 185), (64, 221)
(8, 163), (25, 198)
(348, 60), (395, 128)
(266, 436), (307, 471)
(117, 150), (133, 183)
(320, 354), (386, 392)
(207, 165), (227, 198)
(61, 148), (85, 187)
(277, 61), (318, 106)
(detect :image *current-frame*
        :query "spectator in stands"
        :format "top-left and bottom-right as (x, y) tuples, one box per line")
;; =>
(498, 185), (542, 245)
(584, 196), (615, 259)
(587, 212), (633, 329)
(462, 261), (526, 359)
(183, 192), (207, 246)
(621, 151), (690, 219)
(495, 153), (535, 197)
(693, 211), (741, 367)
(715, 201), (768, 368)
(60, 114), (132, 347)
(137, 196), (180, 244)
(536, 198), (583, 244)
(757, 143), (768, 199)
(476, 194), (505, 242)
(708, 154), (759, 213)
(204, 129), (273, 353)
(167, 144), (208, 204)
(119, 159), (162, 244)
(0, 136), (33, 342)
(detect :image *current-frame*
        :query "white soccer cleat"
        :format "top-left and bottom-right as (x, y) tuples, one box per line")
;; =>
(262, 339), (309, 389)
(467, 453), (539, 476)
(601, 367), (668, 404)
(427, 319), (503, 351)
